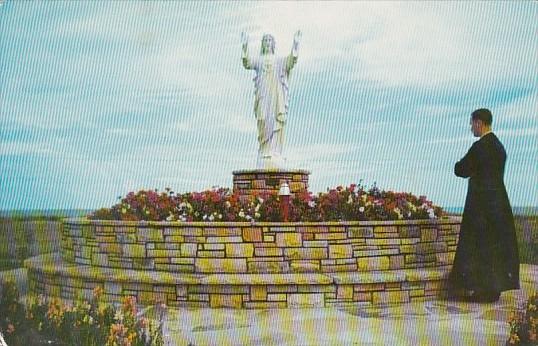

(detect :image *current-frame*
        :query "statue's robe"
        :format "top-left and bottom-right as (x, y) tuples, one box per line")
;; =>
(243, 51), (297, 167)
(449, 132), (520, 293)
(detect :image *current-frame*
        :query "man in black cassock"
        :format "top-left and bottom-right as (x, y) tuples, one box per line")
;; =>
(448, 108), (520, 303)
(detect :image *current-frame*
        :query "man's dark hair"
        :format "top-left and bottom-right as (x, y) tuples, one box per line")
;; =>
(471, 108), (493, 126)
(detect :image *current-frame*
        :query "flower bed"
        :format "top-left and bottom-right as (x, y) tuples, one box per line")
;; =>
(507, 291), (537, 345)
(89, 183), (443, 222)
(0, 279), (164, 346)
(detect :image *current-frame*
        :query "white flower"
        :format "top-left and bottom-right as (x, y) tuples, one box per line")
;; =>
(166, 214), (174, 221)
(246, 215), (252, 221)
(238, 210), (245, 218)
(218, 214), (222, 219)
(121, 208), (127, 214)
(359, 207), (365, 213)
(114, 310), (124, 322)
(308, 200), (316, 208)
(257, 197), (264, 204)
(225, 201), (231, 208)
(203, 214), (208, 220)
(255, 204), (261, 212)
(209, 214), (215, 221)
(347, 195), (353, 204)
(254, 212), (261, 218)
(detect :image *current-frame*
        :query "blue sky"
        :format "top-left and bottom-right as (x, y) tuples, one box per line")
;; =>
(0, 1), (536, 210)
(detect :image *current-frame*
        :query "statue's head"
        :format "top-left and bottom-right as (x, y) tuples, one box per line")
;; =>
(260, 34), (275, 55)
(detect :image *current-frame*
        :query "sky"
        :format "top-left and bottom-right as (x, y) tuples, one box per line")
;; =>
(0, 1), (536, 210)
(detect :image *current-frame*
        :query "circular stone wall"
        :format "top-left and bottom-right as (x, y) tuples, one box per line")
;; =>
(25, 217), (461, 308)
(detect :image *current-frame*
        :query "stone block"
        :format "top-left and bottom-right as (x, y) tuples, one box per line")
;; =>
(122, 244), (146, 258)
(374, 226), (398, 233)
(372, 291), (409, 304)
(204, 243), (225, 250)
(148, 249), (182, 257)
(354, 283), (385, 292)
(315, 233), (347, 240)
(243, 228), (263, 242)
(170, 257), (194, 264)
(207, 236), (243, 243)
(188, 294), (210, 302)
(181, 243), (198, 257)
(289, 182), (306, 191)
(254, 247), (282, 257)
(287, 293), (324, 308)
(415, 242), (447, 254)
(264, 235), (275, 242)
(183, 236), (206, 243)
(297, 285), (335, 293)
(198, 251), (225, 258)
(137, 228), (164, 242)
(99, 243), (123, 255)
(195, 258), (247, 273)
(252, 179), (266, 189)
(357, 257), (390, 271)
(91, 253), (109, 266)
(303, 240), (328, 247)
(353, 292), (372, 302)
(290, 261), (320, 272)
(420, 228), (438, 242)
(399, 245), (416, 254)
(226, 243), (255, 258)
(267, 285), (298, 293)
(337, 285), (354, 300)
(398, 226), (420, 238)
(203, 228), (242, 237)
(276, 233), (302, 247)
(347, 227), (374, 238)
(354, 249), (400, 257)
(365, 239), (401, 246)
(284, 248), (327, 260)
(210, 294), (243, 308)
(165, 236), (184, 243)
(322, 264), (358, 272)
(267, 293), (287, 301)
(329, 244), (353, 259)
(410, 289), (425, 297)
(251, 286), (267, 301)
(389, 255), (405, 269)
(248, 261), (289, 273)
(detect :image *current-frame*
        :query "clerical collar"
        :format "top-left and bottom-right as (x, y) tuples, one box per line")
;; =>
(481, 130), (492, 138)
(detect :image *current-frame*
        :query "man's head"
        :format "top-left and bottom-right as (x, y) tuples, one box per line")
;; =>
(261, 34), (275, 55)
(470, 108), (493, 137)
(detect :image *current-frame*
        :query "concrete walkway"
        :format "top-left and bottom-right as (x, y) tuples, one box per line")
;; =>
(1, 265), (536, 346)
(158, 264), (537, 346)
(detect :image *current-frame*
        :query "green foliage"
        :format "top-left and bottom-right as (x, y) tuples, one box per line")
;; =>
(0, 281), (165, 346)
(507, 291), (537, 345)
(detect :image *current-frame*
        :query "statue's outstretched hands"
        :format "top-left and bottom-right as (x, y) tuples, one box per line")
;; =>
(241, 32), (249, 48)
(293, 30), (302, 44)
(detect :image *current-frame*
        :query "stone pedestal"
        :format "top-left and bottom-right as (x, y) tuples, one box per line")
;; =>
(232, 169), (310, 197)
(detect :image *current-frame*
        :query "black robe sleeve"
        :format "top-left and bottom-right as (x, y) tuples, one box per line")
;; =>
(454, 142), (478, 178)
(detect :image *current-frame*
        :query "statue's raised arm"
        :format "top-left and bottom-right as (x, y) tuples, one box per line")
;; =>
(286, 30), (301, 72)
(241, 32), (254, 70)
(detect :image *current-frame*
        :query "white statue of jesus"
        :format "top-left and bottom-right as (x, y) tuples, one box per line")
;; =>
(241, 31), (302, 169)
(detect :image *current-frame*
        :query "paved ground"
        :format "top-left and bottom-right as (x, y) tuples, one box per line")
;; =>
(2, 264), (536, 346)
(152, 264), (537, 346)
